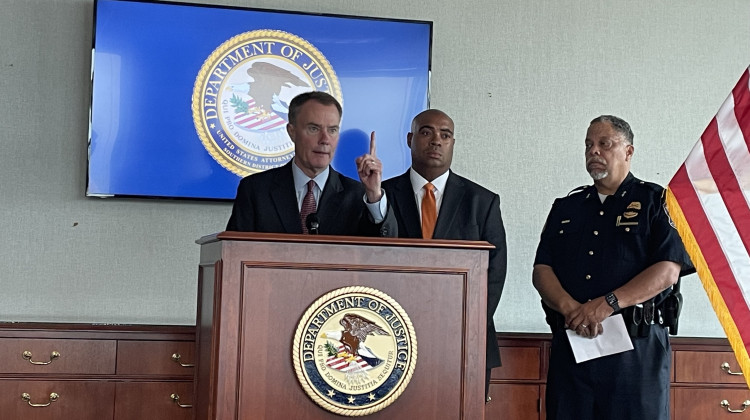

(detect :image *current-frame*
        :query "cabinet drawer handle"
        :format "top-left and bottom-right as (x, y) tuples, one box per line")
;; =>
(721, 362), (744, 376)
(721, 400), (750, 413)
(171, 353), (195, 368)
(22, 350), (60, 365)
(21, 392), (59, 407)
(170, 393), (192, 408)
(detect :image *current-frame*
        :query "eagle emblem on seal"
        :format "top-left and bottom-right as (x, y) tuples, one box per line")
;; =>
(322, 313), (390, 372)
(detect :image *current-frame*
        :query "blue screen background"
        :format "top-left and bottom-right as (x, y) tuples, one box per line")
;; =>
(88, 0), (431, 199)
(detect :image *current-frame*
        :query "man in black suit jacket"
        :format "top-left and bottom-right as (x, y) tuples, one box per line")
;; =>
(382, 109), (507, 401)
(227, 91), (395, 236)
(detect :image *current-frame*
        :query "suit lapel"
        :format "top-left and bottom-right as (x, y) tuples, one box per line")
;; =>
(317, 168), (345, 230)
(434, 172), (464, 239)
(391, 172), (423, 238)
(270, 162), (303, 233)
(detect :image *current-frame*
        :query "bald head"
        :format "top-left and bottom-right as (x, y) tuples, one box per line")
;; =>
(411, 109), (454, 133)
(407, 109), (456, 181)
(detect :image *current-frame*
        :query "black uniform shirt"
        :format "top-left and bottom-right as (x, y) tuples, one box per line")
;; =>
(534, 173), (694, 303)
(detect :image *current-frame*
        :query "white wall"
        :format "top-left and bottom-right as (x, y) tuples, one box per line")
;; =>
(1, 0), (747, 336)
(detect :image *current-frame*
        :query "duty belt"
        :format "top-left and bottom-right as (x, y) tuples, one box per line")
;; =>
(622, 300), (655, 338)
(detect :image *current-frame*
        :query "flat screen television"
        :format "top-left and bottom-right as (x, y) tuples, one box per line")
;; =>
(88, 0), (432, 200)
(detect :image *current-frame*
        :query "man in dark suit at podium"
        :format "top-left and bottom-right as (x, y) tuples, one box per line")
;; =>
(382, 109), (508, 400)
(226, 91), (396, 237)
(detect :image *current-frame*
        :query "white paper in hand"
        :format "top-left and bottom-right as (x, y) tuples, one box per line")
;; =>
(566, 314), (634, 363)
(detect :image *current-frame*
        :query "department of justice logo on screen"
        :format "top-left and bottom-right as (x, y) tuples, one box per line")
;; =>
(192, 30), (342, 176)
(292, 286), (417, 417)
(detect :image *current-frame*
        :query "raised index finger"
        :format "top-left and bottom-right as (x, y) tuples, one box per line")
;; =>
(369, 131), (377, 157)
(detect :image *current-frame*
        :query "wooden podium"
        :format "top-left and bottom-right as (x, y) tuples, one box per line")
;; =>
(195, 232), (491, 419)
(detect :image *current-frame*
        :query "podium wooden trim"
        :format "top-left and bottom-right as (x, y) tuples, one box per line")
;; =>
(195, 232), (491, 419)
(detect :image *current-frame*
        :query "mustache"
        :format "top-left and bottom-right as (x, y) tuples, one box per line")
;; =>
(587, 157), (606, 165)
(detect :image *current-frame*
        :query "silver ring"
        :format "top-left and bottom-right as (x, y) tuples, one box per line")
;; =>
(580, 324), (587, 329)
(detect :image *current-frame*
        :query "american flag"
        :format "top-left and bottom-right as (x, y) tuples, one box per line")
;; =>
(666, 66), (750, 389)
(234, 98), (287, 131)
(326, 345), (372, 372)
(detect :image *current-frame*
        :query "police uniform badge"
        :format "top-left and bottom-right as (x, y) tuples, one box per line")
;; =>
(627, 201), (642, 210)
(613, 201), (639, 227)
(192, 30), (342, 176)
(292, 286), (417, 416)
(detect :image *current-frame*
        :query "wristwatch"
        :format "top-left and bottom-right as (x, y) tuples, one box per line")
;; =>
(605, 292), (621, 312)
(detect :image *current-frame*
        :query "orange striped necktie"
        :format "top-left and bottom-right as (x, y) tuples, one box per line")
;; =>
(421, 182), (437, 239)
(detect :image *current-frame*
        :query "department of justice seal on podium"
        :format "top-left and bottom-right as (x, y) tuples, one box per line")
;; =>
(192, 29), (342, 176)
(292, 286), (417, 416)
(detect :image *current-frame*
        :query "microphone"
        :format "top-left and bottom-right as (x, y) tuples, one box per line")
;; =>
(306, 213), (320, 235)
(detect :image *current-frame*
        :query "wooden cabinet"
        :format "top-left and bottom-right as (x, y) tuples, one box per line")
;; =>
(674, 388), (750, 419)
(486, 334), (744, 420)
(0, 380), (115, 420)
(672, 339), (750, 419)
(116, 340), (195, 375)
(0, 323), (195, 420)
(0, 326), (740, 419)
(114, 340), (196, 420)
(485, 334), (548, 420)
(114, 382), (194, 420)
(0, 338), (116, 375)
(486, 384), (541, 420)
(673, 350), (747, 384)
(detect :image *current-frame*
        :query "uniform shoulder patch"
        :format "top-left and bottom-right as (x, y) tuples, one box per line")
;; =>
(661, 190), (677, 229)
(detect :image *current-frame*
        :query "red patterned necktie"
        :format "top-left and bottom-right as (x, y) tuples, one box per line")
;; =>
(300, 180), (317, 234)
(421, 182), (437, 239)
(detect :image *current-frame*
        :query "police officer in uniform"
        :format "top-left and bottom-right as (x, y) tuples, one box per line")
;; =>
(532, 115), (693, 420)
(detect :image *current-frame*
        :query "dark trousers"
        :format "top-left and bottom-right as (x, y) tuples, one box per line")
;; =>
(546, 326), (671, 420)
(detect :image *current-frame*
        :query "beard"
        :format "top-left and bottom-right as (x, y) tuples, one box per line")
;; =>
(589, 169), (608, 180)
(587, 157), (608, 180)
